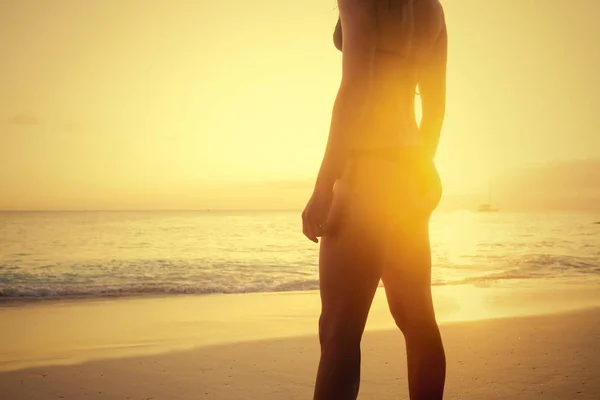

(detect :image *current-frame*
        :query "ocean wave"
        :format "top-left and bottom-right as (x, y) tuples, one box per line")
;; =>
(441, 254), (600, 286)
(0, 279), (322, 301)
(0, 254), (598, 301)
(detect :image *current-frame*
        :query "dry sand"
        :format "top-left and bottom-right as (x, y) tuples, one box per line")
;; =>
(1, 283), (599, 399)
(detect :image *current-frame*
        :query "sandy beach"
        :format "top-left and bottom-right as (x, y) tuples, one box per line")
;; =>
(3, 0), (600, 398)
(1, 283), (600, 399)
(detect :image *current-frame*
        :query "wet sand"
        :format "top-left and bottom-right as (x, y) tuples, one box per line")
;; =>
(1, 283), (599, 399)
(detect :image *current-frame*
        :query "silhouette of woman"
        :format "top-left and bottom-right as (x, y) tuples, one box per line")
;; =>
(301, 1), (448, 399)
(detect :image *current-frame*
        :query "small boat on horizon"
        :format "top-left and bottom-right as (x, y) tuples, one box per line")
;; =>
(478, 181), (499, 212)
(477, 203), (499, 212)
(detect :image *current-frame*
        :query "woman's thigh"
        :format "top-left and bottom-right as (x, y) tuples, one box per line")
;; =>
(380, 211), (439, 325)
(318, 155), (442, 324)
(318, 185), (382, 335)
(344, 155), (441, 321)
(318, 156), (421, 323)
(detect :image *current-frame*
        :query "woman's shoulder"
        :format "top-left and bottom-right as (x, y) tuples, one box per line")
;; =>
(332, 0), (446, 60)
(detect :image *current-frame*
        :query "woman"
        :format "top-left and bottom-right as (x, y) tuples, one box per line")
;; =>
(301, 0), (448, 399)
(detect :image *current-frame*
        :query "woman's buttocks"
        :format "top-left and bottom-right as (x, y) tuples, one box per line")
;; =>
(333, 150), (426, 234)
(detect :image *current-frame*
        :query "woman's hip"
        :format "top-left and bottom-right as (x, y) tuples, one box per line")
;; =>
(327, 150), (442, 236)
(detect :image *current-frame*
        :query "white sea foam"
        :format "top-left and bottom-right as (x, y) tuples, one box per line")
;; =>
(0, 211), (598, 301)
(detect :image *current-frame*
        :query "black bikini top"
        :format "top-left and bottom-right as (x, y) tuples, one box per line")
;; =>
(332, 0), (416, 56)
(333, 17), (343, 52)
(332, 0), (446, 64)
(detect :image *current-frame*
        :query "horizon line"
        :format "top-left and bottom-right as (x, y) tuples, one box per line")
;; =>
(0, 208), (304, 213)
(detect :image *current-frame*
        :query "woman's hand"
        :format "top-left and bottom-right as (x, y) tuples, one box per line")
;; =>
(302, 187), (334, 243)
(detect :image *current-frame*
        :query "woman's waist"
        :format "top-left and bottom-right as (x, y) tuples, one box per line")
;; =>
(343, 148), (430, 186)
(355, 111), (421, 146)
(348, 145), (425, 161)
(341, 143), (435, 185)
(348, 122), (425, 154)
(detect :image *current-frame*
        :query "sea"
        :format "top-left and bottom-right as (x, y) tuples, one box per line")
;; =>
(0, 210), (599, 300)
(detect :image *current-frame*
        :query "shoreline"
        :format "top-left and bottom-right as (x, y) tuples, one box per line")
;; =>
(1, 306), (599, 399)
(1, 276), (599, 306)
(1, 282), (600, 373)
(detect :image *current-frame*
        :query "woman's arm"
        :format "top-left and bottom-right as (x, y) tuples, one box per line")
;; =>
(314, 0), (379, 192)
(418, 23), (447, 161)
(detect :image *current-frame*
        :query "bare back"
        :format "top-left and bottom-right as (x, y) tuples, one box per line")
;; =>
(334, 0), (447, 149)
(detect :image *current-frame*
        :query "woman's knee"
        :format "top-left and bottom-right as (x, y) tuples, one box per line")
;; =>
(389, 299), (439, 336)
(318, 311), (364, 349)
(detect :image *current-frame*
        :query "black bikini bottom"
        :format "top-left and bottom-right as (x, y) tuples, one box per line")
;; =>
(343, 146), (440, 202)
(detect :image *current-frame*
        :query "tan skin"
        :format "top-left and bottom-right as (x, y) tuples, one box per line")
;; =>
(301, 1), (447, 399)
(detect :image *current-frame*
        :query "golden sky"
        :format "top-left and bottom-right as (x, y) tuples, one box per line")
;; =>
(1, 0), (599, 210)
